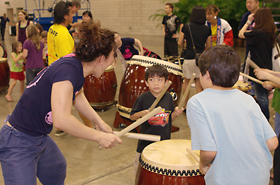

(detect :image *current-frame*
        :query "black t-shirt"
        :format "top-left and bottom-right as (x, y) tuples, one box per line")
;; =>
(119, 37), (139, 60)
(9, 55), (85, 136)
(182, 23), (211, 59)
(162, 14), (181, 38)
(130, 91), (175, 153)
(244, 29), (273, 77)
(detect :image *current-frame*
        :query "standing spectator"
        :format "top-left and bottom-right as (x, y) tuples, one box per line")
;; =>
(48, 1), (92, 135)
(47, 1), (74, 65)
(16, 10), (33, 44)
(67, 0), (81, 30)
(0, 14), (10, 40)
(205, 5), (233, 46)
(162, 2), (182, 58)
(178, 6), (211, 106)
(22, 24), (44, 85)
(5, 41), (25, 102)
(239, 7), (276, 121)
(238, 0), (259, 58)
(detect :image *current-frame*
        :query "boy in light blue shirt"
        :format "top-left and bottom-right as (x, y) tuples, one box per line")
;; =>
(187, 45), (278, 185)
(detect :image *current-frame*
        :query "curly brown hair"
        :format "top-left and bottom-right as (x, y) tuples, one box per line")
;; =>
(75, 22), (116, 63)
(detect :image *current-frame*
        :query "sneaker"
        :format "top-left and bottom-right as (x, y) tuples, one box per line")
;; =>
(55, 130), (66, 137)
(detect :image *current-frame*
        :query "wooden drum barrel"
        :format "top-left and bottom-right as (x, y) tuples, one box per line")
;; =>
(113, 55), (183, 129)
(0, 58), (10, 93)
(135, 140), (205, 185)
(83, 65), (117, 111)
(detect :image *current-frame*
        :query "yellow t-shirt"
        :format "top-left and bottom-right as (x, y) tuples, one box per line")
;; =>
(47, 24), (74, 65)
(211, 24), (217, 46)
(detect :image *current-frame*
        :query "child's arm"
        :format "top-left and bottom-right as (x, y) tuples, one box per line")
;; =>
(199, 150), (217, 174)
(22, 49), (28, 59)
(266, 136), (278, 151)
(130, 110), (149, 121)
(11, 53), (23, 63)
(171, 106), (184, 121)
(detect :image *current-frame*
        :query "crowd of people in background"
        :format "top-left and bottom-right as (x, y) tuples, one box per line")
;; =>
(0, 0), (280, 184)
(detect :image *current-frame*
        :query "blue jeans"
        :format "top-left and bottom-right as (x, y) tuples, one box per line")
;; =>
(0, 125), (66, 185)
(253, 82), (270, 121)
(275, 112), (280, 137)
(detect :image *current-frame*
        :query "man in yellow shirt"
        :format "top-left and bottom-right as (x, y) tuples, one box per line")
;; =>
(48, 1), (74, 65)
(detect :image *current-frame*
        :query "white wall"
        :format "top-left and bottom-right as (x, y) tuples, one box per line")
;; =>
(0, 0), (179, 36)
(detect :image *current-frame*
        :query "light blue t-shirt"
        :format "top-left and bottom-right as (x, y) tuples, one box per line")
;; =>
(187, 88), (276, 185)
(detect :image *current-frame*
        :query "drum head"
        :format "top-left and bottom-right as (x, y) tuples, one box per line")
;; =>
(0, 43), (7, 58)
(140, 140), (201, 176)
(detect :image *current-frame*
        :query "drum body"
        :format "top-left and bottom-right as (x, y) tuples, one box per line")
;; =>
(0, 58), (10, 93)
(114, 55), (183, 128)
(83, 65), (117, 110)
(136, 140), (205, 185)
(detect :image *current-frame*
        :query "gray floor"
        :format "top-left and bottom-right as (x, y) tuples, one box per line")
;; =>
(0, 31), (275, 185)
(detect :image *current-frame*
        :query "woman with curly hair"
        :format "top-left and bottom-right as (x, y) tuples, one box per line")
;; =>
(0, 22), (122, 184)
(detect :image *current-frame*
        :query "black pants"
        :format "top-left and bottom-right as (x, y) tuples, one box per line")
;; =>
(1, 26), (5, 40)
(164, 37), (178, 57)
(274, 135), (280, 185)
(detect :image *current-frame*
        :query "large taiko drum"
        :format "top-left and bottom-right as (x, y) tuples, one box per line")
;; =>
(113, 55), (183, 129)
(83, 65), (117, 111)
(136, 140), (205, 185)
(0, 58), (10, 93)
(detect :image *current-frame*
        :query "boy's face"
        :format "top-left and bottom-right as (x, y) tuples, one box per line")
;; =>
(145, 75), (167, 96)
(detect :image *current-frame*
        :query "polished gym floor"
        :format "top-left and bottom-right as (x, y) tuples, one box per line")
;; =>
(0, 30), (275, 185)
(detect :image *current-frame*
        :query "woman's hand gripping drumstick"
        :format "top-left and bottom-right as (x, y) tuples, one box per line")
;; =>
(149, 81), (172, 112)
(99, 107), (162, 149)
(178, 73), (196, 109)
(240, 72), (263, 85)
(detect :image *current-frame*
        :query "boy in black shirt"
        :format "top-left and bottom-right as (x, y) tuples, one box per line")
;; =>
(130, 64), (184, 172)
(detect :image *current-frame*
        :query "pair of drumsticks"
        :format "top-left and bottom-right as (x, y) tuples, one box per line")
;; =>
(239, 59), (263, 85)
(100, 73), (196, 149)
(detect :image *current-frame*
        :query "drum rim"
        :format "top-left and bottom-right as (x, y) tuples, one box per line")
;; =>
(140, 139), (202, 177)
(129, 55), (183, 76)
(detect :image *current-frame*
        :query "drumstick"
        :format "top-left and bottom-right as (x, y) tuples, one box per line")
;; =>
(113, 131), (160, 142)
(178, 58), (182, 68)
(149, 81), (172, 112)
(240, 72), (263, 85)
(178, 73), (196, 109)
(116, 107), (162, 138)
(246, 58), (260, 69)
(186, 148), (200, 163)
(99, 107), (162, 149)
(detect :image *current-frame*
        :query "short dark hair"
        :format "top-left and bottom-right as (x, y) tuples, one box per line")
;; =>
(82, 11), (93, 19)
(165, 3), (173, 11)
(53, 1), (72, 24)
(199, 45), (241, 87)
(145, 65), (169, 81)
(41, 31), (48, 38)
(71, 0), (81, 8)
(190, 6), (206, 25)
(75, 21), (116, 63)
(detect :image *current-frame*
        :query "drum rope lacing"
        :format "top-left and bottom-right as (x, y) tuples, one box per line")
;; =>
(139, 156), (202, 177)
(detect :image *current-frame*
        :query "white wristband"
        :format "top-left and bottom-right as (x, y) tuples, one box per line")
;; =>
(246, 20), (252, 25)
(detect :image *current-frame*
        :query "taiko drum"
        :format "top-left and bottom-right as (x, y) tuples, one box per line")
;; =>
(83, 65), (117, 111)
(135, 139), (205, 185)
(0, 43), (9, 93)
(113, 55), (183, 128)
